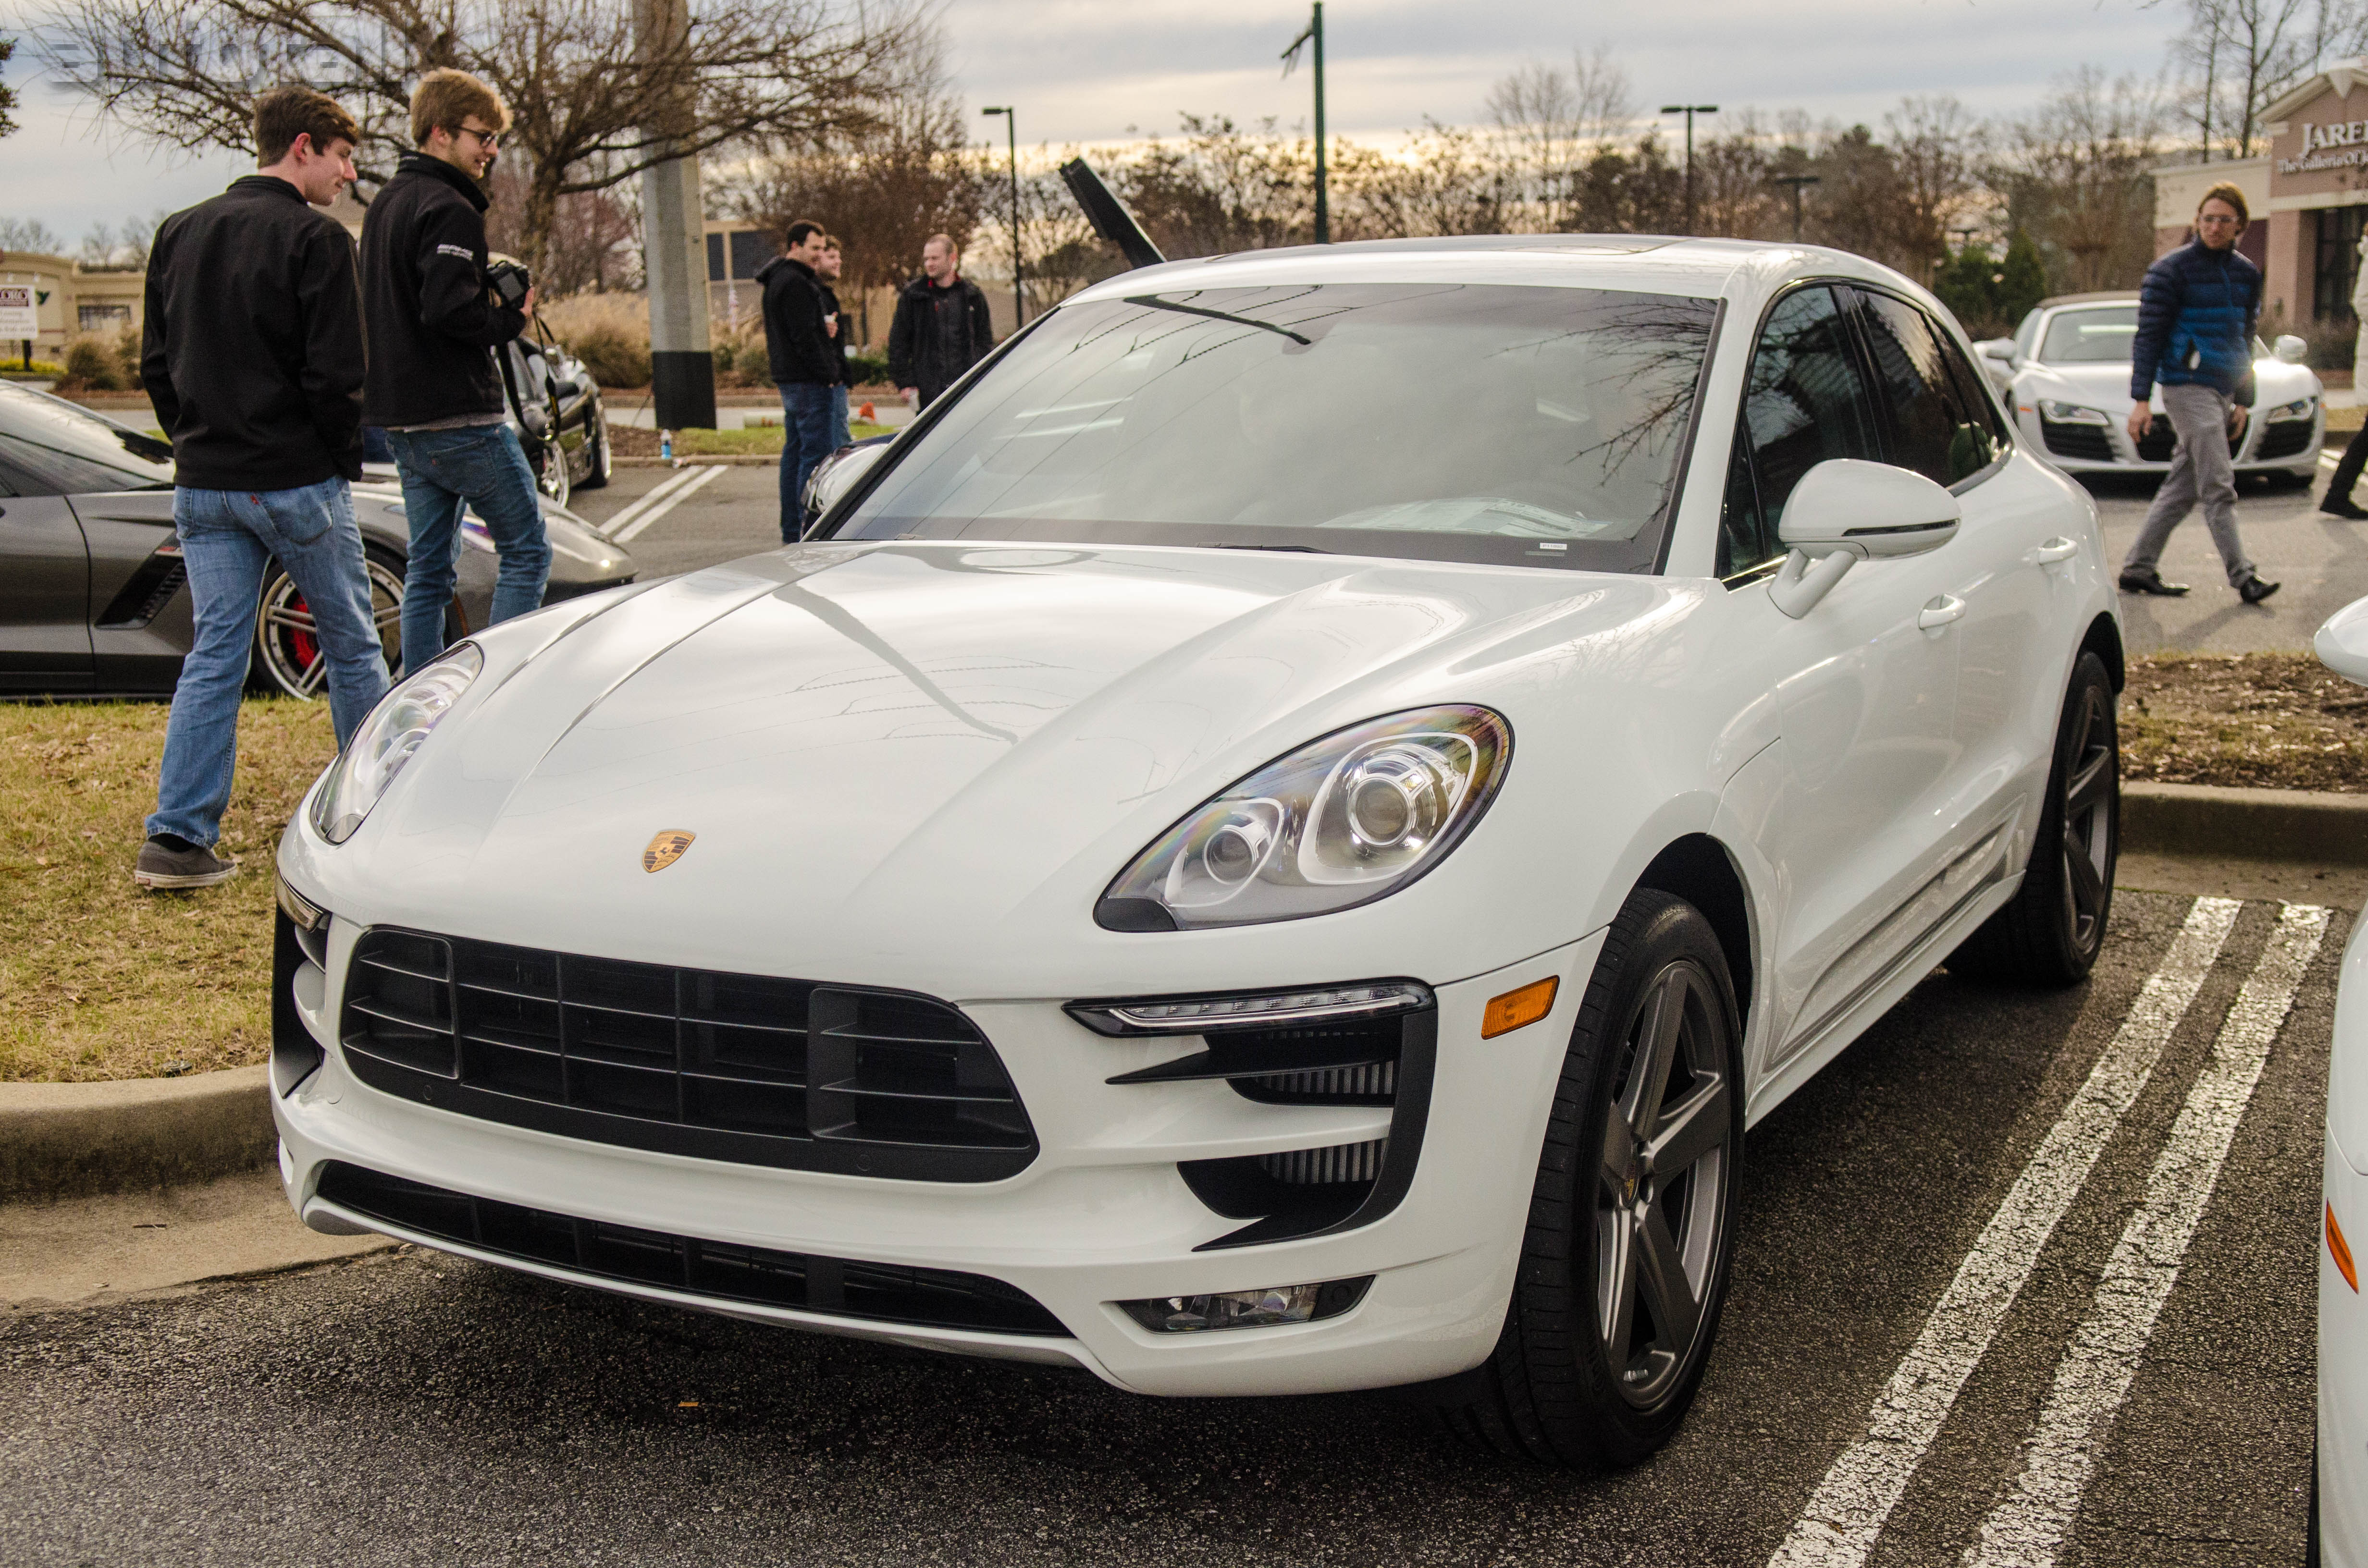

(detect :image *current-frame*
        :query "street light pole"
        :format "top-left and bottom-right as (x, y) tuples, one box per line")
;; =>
(1283, 3), (1328, 243)
(982, 107), (1023, 331)
(1770, 173), (1820, 243)
(1659, 103), (1718, 234)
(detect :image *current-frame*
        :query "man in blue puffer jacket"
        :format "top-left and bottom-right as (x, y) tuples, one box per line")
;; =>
(2120, 182), (2278, 604)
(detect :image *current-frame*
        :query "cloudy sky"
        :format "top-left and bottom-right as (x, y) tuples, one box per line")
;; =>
(3, 0), (2188, 250)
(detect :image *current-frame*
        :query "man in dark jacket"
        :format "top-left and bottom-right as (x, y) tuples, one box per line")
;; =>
(2120, 183), (2278, 604)
(818, 234), (852, 453)
(361, 67), (548, 675)
(755, 219), (837, 541)
(888, 234), (995, 409)
(134, 85), (389, 891)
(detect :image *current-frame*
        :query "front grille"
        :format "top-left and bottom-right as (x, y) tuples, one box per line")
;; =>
(314, 1162), (1068, 1336)
(2258, 420), (2315, 459)
(339, 929), (1036, 1182)
(1259, 1139), (1388, 1185)
(2041, 419), (2114, 464)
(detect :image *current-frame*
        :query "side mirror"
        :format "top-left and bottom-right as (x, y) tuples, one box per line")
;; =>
(1977, 339), (2016, 363)
(2317, 594), (2368, 686)
(1768, 459), (1962, 618)
(2274, 333), (2310, 365)
(799, 439), (890, 537)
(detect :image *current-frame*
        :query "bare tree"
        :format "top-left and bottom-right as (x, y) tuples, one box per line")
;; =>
(1993, 67), (2169, 293)
(1484, 43), (1632, 231)
(0, 217), (67, 255)
(36, 0), (924, 274)
(1333, 121), (1507, 238)
(1883, 95), (1986, 280)
(1, 35), (20, 139)
(2162, 0), (2333, 158)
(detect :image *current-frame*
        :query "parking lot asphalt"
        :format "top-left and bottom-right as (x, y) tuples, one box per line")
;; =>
(570, 456), (2367, 657)
(0, 889), (2338, 1566)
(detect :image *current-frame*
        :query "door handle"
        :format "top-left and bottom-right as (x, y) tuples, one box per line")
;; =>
(2033, 537), (2078, 564)
(1918, 594), (1966, 630)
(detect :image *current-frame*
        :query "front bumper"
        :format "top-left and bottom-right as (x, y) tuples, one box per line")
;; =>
(2017, 404), (2322, 476)
(271, 900), (1599, 1398)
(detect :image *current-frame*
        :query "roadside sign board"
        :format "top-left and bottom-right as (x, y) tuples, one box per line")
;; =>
(0, 285), (37, 338)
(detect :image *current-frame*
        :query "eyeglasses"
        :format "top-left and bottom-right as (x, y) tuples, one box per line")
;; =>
(454, 125), (501, 151)
(2196, 213), (2241, 226)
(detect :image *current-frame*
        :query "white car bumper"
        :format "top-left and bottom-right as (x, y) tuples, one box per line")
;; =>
(2016, 404), (2323, 477)
(271, 903), (1602, 1398)
(2326, 1131), (2368, 1566)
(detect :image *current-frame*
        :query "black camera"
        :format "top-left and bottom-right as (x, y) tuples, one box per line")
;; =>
(486, 258), (532, 310)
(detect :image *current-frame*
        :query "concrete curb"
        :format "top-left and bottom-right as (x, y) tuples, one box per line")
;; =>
(3, 780), (2360, 1201)
(2122, 781), (2368, 866)
(0, 1066), (272, 1203)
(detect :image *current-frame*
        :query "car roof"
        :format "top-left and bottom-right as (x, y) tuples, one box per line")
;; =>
(1062, 235), (1918, 308)
(2039, 292), (2139, 309)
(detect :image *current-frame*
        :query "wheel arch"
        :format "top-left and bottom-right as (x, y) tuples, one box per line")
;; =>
(2080, 611), (2124, 692)
(1631, 833), (1755, 1033)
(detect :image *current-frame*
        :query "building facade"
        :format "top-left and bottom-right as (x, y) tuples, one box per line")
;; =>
(0, 254), (146, 361)
(2155, 60), (2368, 326)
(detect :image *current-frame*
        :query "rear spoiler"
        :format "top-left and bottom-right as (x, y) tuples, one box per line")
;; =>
(1059, 158), (1166, 271)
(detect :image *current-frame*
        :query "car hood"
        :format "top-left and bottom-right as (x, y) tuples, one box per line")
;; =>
(2017, 359), (2323, 410)
(344, 540), (1678, 990)
(349, 480), (630, 581)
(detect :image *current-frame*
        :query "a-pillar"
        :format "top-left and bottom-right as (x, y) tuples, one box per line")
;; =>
(642, 152), (716, 430)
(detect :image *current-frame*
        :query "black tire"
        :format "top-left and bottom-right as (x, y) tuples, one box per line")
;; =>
(576, 399), (611, 490)
(1950, 650), (2118, 985)
(1432, 889), (1744, 1468)
(249, 546), (405, 699)
(2308, 1437), (2323, 1567)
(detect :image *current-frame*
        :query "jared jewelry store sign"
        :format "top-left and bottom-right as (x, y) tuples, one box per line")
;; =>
(2280, 117), (2368, 173)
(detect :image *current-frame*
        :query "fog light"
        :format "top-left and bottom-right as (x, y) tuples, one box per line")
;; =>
(1119, 1275), (1373, 1332)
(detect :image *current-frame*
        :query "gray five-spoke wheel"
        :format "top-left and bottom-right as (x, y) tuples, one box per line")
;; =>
(1597, 958), (1733, 1408)
(254, 556), (403, 699)
(2059, 678), (2115, 956)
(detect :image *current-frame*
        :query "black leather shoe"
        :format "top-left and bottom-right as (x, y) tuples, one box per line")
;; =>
(2239, 575), (2282, 605)
(2118, 568), (2191, 596)
(133, 836), (237, 890)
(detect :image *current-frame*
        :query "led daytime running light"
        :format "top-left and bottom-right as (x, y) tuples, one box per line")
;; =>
(1068, 979), (1432, 1037)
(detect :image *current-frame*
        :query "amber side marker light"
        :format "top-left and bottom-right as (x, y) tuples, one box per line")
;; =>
(1482, 976), (1559, 1040)
(2332, 1203), (2358, 1293)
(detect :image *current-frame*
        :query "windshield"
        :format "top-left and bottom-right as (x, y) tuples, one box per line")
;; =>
(829, 282), (1720, 573)
(2038, 306), (2138, 365)
(0, 381), (174, 491)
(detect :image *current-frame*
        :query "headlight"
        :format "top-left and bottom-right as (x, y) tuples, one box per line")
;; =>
(1096, 705), (1511, 931)
(309, 643), (483, 844)
(2039, 400), (2109, 425)
(2268, 396), (2318, 421)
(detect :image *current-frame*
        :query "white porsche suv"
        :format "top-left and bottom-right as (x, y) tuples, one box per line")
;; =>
(270, 237), (2122, 1469)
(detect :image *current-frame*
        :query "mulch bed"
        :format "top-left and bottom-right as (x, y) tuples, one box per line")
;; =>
(2124, 652), (2368, 792)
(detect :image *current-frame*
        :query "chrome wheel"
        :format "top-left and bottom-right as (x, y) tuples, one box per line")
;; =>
(1597, 957), (1733, 1408)
(2059, 677), (2116, 959)
(535, 434), (571, 509)
(254, 556), (401, 699)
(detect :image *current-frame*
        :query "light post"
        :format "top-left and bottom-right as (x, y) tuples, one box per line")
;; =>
(1770, 173), (1820, 243)
(982, 106), (1023, 330)
(1659, 103), (1718, 234)
(1283, 3), (1328, 243)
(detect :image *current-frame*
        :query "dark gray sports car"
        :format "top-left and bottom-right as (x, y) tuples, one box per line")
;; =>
(0, 380), (636, 700)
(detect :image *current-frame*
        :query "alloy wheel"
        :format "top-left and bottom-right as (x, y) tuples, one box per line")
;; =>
(2057, 680), (2116, 957)
(254, 557), (402, 699)
(1596, 958), (1733, 1408)
(536, 435), (570, 509)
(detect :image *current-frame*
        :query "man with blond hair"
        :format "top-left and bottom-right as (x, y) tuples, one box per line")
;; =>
(361, 66), (548, 677)
(888, 233), (993, 409)
(134, 85), (387, 890)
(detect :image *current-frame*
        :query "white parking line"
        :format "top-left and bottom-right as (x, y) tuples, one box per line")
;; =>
(1961, 902), (2329, 1568)
(1766, 897), (2242, 1568)
(611, 464), (726, 543)
(594, 463), (705, 538)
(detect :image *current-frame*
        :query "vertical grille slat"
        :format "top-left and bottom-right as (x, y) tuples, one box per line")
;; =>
(337, 930), (1036, 1181)
(1258, 1139), (1390, 1186)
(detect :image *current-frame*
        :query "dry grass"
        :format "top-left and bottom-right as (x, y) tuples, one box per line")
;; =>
(0, 699), (335, 1082)
(609, 421), (892, 457)
(2123, 652), (2368, 793)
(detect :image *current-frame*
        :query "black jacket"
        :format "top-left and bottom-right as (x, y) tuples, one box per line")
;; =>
(140, 176), (366, 490)
(887, 274), (995, 396)
(818, 283), (847, 385)
(756, 256), (837, 385)
(359, 151), (527, 426)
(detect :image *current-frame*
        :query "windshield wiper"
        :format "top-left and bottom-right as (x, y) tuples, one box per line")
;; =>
(1122, 296), (1311, 345)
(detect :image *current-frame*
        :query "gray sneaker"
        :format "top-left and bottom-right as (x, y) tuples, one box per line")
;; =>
(133, 836), (238, 891)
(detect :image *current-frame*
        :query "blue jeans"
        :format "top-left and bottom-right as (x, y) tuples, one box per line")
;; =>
(828, 385), (851, 453)
(147, 478), (389, 848)
(385, 424), (550, 676)
(777, 382), (839, 542)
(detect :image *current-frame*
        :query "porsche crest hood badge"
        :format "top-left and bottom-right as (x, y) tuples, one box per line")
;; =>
(642, 830), (695, 873)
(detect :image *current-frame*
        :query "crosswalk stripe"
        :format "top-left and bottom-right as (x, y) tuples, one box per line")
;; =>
(1766, 896), (2243, 1568)
(1961, 902), (2330, 1568)
(598, 464), (707, 539)
(613, 463), (726, 543)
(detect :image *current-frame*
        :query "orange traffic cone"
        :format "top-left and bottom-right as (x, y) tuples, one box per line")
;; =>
(857, 401), (875, 422)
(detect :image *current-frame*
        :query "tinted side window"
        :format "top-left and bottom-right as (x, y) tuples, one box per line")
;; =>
(1718, 437), (1763, 577)
(1731, 286), (1880, 557)
(1857, 292), (1999, 485)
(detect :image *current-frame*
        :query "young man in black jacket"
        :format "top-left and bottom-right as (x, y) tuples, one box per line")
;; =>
(360, 67), (547, 676)
(888, 234), (995, 409)
(818, 234), (852, 454)
(754, 220), (838, 542)
(134, 86), (389, 890)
